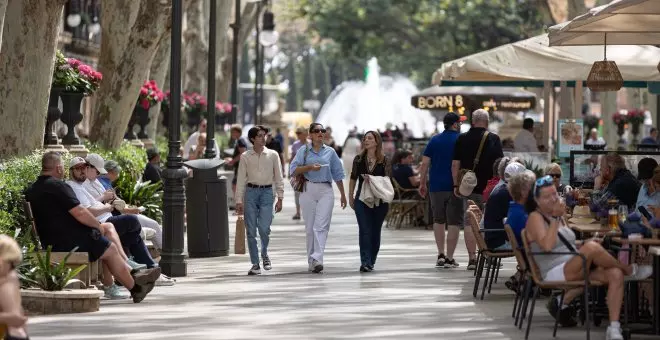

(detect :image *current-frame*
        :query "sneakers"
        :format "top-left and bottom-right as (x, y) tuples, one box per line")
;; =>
(444, 258), (459, 268)
(606, 326), (624, 340)
(467, 259), (477, 270)
(435, 254), (446, 268)
(127, 258), (147, 270)
(103, 284), (129, 300)
(359, 265), (372, 273)
(311, 259), (323, 273)
(248, 264), (261, 275)
(130, 267), (161, 303)
(263, 257), (272, 271)
(155, 274), (176, 286)
(625, 264), (653, 281)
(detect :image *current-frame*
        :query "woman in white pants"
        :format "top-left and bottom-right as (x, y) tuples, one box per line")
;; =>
(290, 123), (347, 273)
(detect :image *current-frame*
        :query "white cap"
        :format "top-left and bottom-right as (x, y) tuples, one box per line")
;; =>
(85, 153), (107, 175)
(504, 162), (527, 182)
(69, 157), (87, 168)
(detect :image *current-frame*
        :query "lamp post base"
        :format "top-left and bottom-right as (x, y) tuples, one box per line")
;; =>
(159, 253), (187, 277)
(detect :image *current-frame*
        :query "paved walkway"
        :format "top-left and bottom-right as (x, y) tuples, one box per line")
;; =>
(28, 186), (612, 339)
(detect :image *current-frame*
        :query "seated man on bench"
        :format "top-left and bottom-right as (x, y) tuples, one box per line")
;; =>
(25, 152), (160, 303)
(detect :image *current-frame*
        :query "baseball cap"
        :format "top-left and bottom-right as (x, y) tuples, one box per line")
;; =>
(69, 157), (88, 169)
(85, 153), (107, 175)
(504, 162), (527, 182)
(637, 157), (658, 180)
(443, 112), (467, 126)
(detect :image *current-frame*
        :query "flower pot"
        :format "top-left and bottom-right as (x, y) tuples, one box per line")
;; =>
(44, 87), (62, 146)
(617, 123), (625, 138)
(124, 106), (140, 140)
(136, 105), (151, 139)
(632, 123), (640, 136)
(21, 288), (103, 315)
(59, 92), (85, 145)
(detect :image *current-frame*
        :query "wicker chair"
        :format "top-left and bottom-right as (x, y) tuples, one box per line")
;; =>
(388, 178), (425, 229)
(466, 209), (514, 300)
(504, 224), (532, 328)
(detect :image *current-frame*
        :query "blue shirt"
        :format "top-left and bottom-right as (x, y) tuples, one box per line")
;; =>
(423, 130), (459, 192)
(98, 176), (113, 190)
(484, 184), (512, 249)
(392, 164), (414, 189)
(507, 201), (528, 246)
(290, 144), (345, 183)
(640, 137), (658, 145)
(636, 184), (660, 216)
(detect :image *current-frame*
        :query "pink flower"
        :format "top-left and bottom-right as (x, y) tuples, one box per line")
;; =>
(223, 103), (232, 113)
(67, 58), (82, 68)
(140, 99), (150, 110)
(140, 87), (148, 96)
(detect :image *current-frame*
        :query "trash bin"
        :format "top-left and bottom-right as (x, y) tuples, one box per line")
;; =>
(183, 158), (229, 257)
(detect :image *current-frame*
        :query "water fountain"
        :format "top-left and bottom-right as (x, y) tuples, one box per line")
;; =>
(316, 57), (436, 145)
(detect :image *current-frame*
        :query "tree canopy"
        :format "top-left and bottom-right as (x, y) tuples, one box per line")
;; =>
(297, 0), (551, 86)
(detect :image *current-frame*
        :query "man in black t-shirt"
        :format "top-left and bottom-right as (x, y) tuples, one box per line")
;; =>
(452, 109), (504, 270)
(142, 148), (162, 184)
(24, 152), (160, 303)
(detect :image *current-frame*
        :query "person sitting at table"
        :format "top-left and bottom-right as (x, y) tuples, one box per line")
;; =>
(391, 149), (419, 191)
(482, 157), (504, 202)
(595, 153), (641, 210)
(635, 158), (660, 213)
(483, 162), (526, 250)
(544, 163), (577, 207)
(526, 175), (653, 340)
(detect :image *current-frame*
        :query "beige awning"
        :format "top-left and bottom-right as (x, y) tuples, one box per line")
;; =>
(432, 34), (660, 85)
(548, 0), (660, 46)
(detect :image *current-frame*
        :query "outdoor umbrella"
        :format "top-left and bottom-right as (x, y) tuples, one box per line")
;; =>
(411, 85), (536, 113)
(548, 0), (660, 46)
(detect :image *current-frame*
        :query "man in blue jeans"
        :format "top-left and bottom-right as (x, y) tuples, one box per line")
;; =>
(235, 126), (285, 275)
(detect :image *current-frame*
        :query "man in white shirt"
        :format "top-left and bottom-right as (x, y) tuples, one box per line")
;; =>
(235, 125), (284, 275)
(585, 128), (607, 146)
(182, 118), (220, 159)
(513, 118), (539, 152)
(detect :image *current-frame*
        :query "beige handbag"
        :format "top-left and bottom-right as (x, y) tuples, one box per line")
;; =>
(234, 216), (246, 254)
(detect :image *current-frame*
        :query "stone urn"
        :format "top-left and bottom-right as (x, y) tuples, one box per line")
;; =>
(616, 123), (626, 146)
(631, 123), (641, 146)
(44, 87), (62, 146)
(59, 92), (85, 146)
(124, 106), (140, 140)
(136, 105), (151, 139)
(21, 288), (103, 315)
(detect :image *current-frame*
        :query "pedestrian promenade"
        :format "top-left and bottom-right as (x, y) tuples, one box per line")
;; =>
(27, 186), (611, 339)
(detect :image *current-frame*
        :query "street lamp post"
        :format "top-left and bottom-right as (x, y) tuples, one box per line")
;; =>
(252, 1), (263, 125)
(161, 0), (188, 277)
(205, 0), (217, 159)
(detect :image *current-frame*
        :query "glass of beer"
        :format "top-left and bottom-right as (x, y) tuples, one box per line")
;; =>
(608, 207), (619, 230)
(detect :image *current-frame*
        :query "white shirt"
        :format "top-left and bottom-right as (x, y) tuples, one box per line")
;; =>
(514, 129), (539, 152)
(82, 179), (107, 200)
(586, 137), (606, 145)
(183, 131), (220, 159)
(66, 180), (113, 222)
(235, 147), (284, 204)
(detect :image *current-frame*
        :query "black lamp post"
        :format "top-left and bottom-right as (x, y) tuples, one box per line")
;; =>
(204, 0), (217, 159)
(161, 0), (188, 277)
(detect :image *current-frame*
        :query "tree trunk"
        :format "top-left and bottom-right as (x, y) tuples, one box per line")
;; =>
(0, 0), (66, 158)
(89, 0), (172, 149)
(285, 61), (299, 112)
(0, 0), (8, 52)
(147, 31), (171, 139)
(212, 0), (233, 103)
(184, 0), (207, 94)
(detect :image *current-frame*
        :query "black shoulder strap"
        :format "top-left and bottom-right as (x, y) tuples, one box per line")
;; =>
(540, 213), (577, 253)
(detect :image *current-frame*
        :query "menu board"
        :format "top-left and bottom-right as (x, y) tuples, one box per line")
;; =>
(557, 119), (584, 158)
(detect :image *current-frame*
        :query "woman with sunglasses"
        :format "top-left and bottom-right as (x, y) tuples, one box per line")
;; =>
(348, 131), (391, 272)
(290, 123), (347, 273)
(525, 176), (652, 340)
(0, 235), (29, 340)
(544, 163), (573, 197)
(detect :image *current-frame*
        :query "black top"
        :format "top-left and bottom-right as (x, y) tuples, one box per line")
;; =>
(266, 139), (283, 154)
(483, 184), (511, 249)
(351, 154), (392, 199)
(24, 176), (92, 247)
(453, 127), (504, 194)
(392, 164), (415, 189)
(605, 168), (642, 209)
(142, 163), (162, 184)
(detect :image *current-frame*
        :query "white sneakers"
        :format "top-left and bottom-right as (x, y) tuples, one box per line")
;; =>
(605, 326), (623, 340)
(625, 264), (653, 281)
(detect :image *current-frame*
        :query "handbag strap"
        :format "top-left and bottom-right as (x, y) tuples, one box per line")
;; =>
(472, 131), (489, 171)
(541, 214), (577, 253)
(302, 144), (309, 165)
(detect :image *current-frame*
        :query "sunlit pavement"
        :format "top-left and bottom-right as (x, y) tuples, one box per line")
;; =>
(27, 186), (613, 339)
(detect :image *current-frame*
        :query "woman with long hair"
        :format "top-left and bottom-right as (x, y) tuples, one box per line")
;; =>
(525, 176), (652, 338)
(290, 123), (347, 273)
(349, 131), (391, 272)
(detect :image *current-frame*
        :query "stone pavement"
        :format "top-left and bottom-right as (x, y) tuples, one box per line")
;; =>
(27, 186), (613, 340)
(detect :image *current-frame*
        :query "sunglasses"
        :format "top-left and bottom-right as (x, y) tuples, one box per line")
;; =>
(548, 173), (561, 179)
(311, 129), (326, 134)
(534, 175), (554, 196)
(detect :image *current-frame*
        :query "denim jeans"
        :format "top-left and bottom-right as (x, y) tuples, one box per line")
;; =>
(244, 187), (274, 265)
(354, 200), (389, 267)
(106, 215), (156, 268)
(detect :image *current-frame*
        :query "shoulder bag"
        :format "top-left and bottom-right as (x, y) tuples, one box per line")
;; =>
(290, 145), (310, 192)
(458, 132), (489, 196)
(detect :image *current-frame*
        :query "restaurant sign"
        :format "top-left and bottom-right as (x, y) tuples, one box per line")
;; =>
(413, 95), (535, 112)
(415, 95), (464, 110)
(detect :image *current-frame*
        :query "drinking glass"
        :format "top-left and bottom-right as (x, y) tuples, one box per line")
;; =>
(618, 205), (628, 224)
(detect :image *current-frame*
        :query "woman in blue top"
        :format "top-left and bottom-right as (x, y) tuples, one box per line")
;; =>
(290, 123), (347, 273)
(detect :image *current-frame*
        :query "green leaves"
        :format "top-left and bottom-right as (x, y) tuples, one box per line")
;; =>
(21, 246), (88, 291)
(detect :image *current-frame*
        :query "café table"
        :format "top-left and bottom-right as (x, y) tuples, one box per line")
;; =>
(568, 217), (613, 238)
(613, 239), (660, 337)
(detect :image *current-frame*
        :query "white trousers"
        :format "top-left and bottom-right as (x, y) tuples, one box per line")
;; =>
(136, 214), (163, 249)
(300, 182), (335, 264)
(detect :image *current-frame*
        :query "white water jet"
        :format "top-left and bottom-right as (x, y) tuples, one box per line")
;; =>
(316, 57), (436, 145)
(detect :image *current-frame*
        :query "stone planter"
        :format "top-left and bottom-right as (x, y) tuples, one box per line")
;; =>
(21, 288), (103, 315)
(136, 105), (151, 139)
(45, 87), (62, 146)
(59, 92), (85, 146)
(125, 106), (140, 140)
